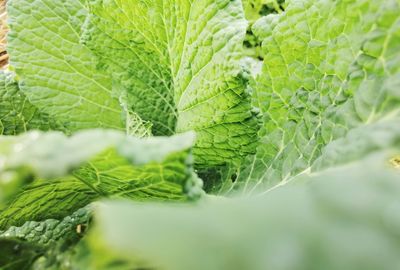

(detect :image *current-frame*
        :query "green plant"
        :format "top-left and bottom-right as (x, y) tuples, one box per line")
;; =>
(0, 0), (399, 269)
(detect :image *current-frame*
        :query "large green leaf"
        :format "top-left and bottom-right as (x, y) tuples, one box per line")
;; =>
(226, 0), (400, 193)
(83, 0), (260, 166)
(0, 130), (202, 229)
(7, 0), (124, 131)
(0, 71), (65, 135)
(93, 153), (400, 270)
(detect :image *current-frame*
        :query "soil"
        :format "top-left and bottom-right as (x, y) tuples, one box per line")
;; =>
(0, 0), (8, 69)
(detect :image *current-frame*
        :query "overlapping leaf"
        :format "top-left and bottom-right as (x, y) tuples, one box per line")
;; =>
(82, 0), (260, 166)
(93, 153), (400, 270)
(0, 71), (65, 135)
(7, 0), (124, 131)
(0, 206), (91, 270)
(0, 130), (202, 230)
(0, 205), (91, 247)
(225, 0), (400, 193)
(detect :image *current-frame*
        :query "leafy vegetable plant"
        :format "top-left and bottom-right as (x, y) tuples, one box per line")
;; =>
(0, 0), (399, 269)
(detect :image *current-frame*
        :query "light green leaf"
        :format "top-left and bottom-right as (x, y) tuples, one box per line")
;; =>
(94, 153), (400, 270)
(0, 130), (202, 229)
(7, 0), (124, 131)
(83, 0), (260, 166)
(0, 71), (65, 135)
(228, 0), (400, 193)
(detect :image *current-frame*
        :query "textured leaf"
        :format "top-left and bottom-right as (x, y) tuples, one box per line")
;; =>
(94, 153), (400, 270)
(83, 0), (260, 166)
(0, 71), (66, 135)
(0, 206), (92, 270)
(0, 205), (91, 247)
(0, 238), (44, 270)
(0, 178), (97, 230)
(227, 0), (400, 193)
(0, 130), (195, 176)
(0, 130), (202, 229)
(7, 0), (124, 131)
(312, 118), (400, 171)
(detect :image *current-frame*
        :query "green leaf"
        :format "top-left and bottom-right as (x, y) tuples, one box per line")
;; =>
(44, 230), (150, 270)
(0, 206), (92, 270)
(228, 0), (400, 192)
(83, 0), (260, 166)
(0, 71), (65, 135)
(93, 153), (400, 270)
(0, 178), (97, 230)
(7, 0), (124, 131)
(0, 238), (44, 270)
(312, 118), (400, 171)
(0, 130), (195, 177)
(0, 205), (91, 247)
(0, 130), (202, 229)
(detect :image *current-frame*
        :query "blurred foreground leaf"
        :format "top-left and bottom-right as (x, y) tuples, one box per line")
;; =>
(94, 153), (400, 270)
